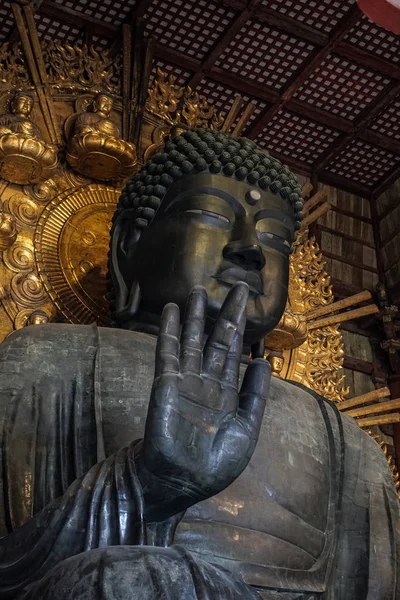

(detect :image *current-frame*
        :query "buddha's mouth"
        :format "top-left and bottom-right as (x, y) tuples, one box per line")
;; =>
(213, 267), (263, 295)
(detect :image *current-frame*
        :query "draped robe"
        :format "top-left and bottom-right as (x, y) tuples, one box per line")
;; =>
(0, 324), (399, 599)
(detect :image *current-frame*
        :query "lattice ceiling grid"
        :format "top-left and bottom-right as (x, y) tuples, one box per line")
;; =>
(264, 0), (356, 33)
(255, 110), (341, 162)
(1, 0), (400, 197)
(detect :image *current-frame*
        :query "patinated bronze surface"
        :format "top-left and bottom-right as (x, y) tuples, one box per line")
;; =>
(0, 129), (399, 599)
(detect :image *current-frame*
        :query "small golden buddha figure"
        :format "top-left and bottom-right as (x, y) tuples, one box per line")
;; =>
(66, 92), (137, 181)
(0, 213), (17, 250)
(27, 310), (49, 326)
(0, 92), (42, 140)
(0, 91), (58, 185)
(267, 351), (285, 377)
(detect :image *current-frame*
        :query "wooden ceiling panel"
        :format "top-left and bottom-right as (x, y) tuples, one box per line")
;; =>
(294, 53), (392, 120)
(51, 0), (137, 26)
(214, 19), (315, 90)
(370, 99), (400, 141)
(34, 12), (84, 46)
(255, 109), (341, 163)
(344, 13), (400, 64)
(328, 139), (400, 187)
(143, 0), (237, 61)
(0, 2), (14, 43)
(263, 0), (356, 34)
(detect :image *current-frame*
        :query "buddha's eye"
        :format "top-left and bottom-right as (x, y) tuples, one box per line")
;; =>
(184, 209), (231, 228)
(258, 231), (291, 249)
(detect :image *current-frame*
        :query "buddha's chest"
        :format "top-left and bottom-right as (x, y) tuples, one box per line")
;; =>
(99, 339), (331, 568)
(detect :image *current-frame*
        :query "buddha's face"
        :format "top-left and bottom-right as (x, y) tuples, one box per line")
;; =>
(94, 94), (113, 117)
(12, 94), (33, 117)
(123, 174), (294, 345)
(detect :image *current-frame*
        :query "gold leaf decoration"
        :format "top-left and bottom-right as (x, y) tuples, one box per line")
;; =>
(0, 42), (30, 90)
(282, 236), (349, 403)
(147, 68), (223, 129)
(35, 183), (120, 324)
(42, 41), (121, 95)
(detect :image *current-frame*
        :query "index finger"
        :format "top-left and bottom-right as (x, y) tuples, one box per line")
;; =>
(202, 282), (249, 379)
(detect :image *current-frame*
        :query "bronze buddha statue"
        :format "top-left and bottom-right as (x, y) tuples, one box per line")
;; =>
(0, 129), (398, 600)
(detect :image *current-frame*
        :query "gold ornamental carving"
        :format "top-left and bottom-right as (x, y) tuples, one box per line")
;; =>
(35, 184), (120, 324)
(0, 91), (58, 184)
(0, 213), (17, 250)
(0, 42), (30, 90)
(66, 92), (137, 181)
(147, 68), (224, 129)
(42, 41), (120, 95)
(265, 236), (349, 403)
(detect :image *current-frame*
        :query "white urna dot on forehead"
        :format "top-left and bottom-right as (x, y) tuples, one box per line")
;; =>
(246, 189), (261, 205)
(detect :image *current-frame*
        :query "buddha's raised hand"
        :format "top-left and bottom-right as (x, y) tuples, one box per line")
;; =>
(137, 282), (270, 522)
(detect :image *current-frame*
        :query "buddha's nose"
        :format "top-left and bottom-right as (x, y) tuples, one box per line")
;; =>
(223, 243), (266, 271)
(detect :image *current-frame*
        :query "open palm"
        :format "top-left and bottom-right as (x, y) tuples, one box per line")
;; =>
(138, 282), (271, 521)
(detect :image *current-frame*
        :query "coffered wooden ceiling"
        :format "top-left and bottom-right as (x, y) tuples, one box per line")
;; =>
(1, 0), (400, 199)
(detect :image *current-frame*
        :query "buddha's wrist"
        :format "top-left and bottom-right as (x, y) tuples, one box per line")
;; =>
(135, 453), (203, 522)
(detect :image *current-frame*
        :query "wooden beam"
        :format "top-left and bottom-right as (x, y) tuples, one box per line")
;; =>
(331, 278), (374, 298)
(153, 44), (200, 73)
(323, 250), (378, 274)
(221, 0), (328, 47)
(207, 67), (279, 104)
(285, 100), (352, 133)
(371, 162), (400, 200)
(317, 224), (375, 248)
(315, 80), (400, 173)
(40, 0), (118, 37)
(340, 321), (380, 339)
(188, 0), (261, 89)
(247, 4), (362, 137)
(318, 171), (372, 199)
(359, 129), (400, 157)
(335, 41), (400, 80)
(343, 355), (374, 374)
(330, 205), (372, 224)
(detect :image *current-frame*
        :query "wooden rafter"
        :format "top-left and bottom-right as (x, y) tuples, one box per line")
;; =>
(187, 0), (261, 89)
(318, 171), (372, 199)
(314, 80), (400, 173)
(40, 0), (117, 38)
(246, 4), (363, 138)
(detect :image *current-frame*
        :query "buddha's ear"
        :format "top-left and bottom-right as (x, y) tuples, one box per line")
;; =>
(110, 209), (141, 320)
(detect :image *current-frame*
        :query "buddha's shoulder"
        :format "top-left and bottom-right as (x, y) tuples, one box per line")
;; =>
(0, 324), (155, 360)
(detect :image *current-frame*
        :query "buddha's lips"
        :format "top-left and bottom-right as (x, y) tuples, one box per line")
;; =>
(213, 268), (263, 294)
